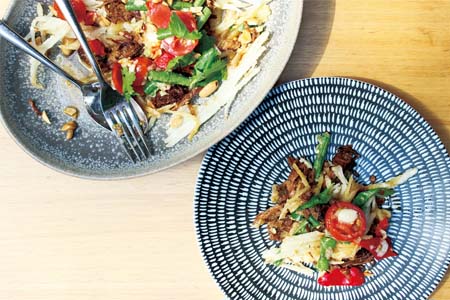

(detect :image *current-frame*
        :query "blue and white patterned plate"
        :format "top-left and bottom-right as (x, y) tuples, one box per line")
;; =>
(194, 77), (450, 300)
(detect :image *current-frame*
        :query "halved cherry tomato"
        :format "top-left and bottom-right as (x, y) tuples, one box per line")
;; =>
(318, 267), (365, 286)
(133, 57), (153, 86)
(84, 11), (97, 26)
(112, 62), (123, 94)
(154, 51), (175, 70)
(325, 202), (366, 242)
(53, 0), (87, 23)
(175, 11), (197, 32)
(162, 36), (198, 57)
(88, 39), (106, 57)
(146, 2), (171, 29)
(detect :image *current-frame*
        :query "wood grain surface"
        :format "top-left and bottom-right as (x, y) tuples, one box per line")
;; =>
(0, 1), (449, 299)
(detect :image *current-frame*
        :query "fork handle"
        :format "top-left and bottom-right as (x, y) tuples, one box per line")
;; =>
(0, 20), (83, 89)
(54, 0), (108, 87)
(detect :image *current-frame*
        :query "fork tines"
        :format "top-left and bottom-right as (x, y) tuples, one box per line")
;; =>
(105, 102), (150, 162)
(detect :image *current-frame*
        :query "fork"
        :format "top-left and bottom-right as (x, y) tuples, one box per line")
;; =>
(55, 0), (151, 162)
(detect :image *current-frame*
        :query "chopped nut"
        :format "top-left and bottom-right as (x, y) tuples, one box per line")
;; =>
(60, 121), (78, 141)
(66, 129), (74, 140)
(41, 111), (51, 124)
(97, 14), (111, 27)
(60, 120), (78, 132)
(169, 114), (184, 129)
(63, 106), (79, 119)
(199, 80), (219, 98)
(28, 99), (42, 116)
(364, 270), (373, 276)
(238, 30), (252, 44)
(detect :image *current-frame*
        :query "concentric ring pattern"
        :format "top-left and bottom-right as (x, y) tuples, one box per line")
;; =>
(194, 77), (450, 300)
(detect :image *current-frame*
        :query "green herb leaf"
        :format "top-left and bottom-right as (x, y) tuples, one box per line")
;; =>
(190, 47), (227, 88)
(157, 12), (203, 41)
(121, 66), (136, 101)
(195, 33), (216, 53)
(166, 53), (197, 71)
(125, 0), (148, 11)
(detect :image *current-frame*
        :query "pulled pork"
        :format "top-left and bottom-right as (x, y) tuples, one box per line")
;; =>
(104, 0), (141, 23)
(332, 145), (360, 171)
(151, 85), (191, 108)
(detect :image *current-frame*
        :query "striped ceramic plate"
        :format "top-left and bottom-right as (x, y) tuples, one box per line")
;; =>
(194, 77), (450, 300)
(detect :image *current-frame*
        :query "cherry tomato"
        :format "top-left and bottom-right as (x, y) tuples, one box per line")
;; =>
(375, 218), (389, 237)
(112, 62), (123, 94)
(162, 36), (199, 57)
(53, 0), (87, 23)
(154, 51), (175, 70)
(360, 237), (397, 260)
(318, 267), (365, 286)
(88, 39), (106, 57)
(84, 11), (97, 26)
(325, 202), (366, 242)
(175, 11), (197, 32)
(133, 57), (153, 86)
(133, 85), (145, 96)
(146, 2), (171, 29)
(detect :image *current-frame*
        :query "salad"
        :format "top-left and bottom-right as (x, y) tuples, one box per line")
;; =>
(253, 132), (417, 286)
(25, 0), (271, 145)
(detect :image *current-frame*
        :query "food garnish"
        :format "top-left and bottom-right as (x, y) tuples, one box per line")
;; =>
(253, 132), (417, 286)
(25, 0), (272, 145)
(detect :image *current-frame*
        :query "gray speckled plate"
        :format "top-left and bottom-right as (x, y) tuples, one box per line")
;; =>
(0, 0), (303, 179)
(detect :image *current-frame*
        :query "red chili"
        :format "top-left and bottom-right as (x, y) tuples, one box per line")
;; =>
(53, 0), (87, 23)
(88, 39), (106, 57)
(84, 11), (97, 26)
(318, 267), (365, 286)
(111, 62), (123, 94)
(133, 57), (153, 86)
(360, 237), (397, 260)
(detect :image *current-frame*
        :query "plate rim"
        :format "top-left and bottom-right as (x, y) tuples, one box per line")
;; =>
(193, 77), (450, 300)
(0, 0), (304, 180)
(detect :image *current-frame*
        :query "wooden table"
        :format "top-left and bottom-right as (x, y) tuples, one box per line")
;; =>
(0, 1), (449, 299)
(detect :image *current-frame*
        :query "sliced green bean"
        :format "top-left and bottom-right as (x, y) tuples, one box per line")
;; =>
(313, 132), (331, 181)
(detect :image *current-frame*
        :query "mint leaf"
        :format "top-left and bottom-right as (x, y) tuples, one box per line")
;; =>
(121, 66), (136, 101)
(194, 48), (219, 72)
(157, 12), (203, 40)
(190, 48), (227, 88)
